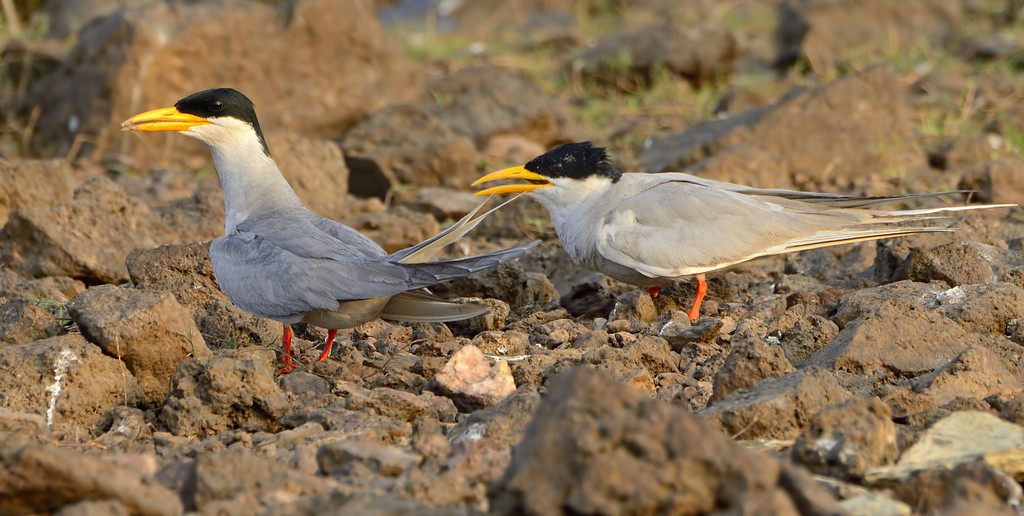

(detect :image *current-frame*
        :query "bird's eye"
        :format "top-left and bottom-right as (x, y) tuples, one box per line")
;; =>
(210, 100), (225, 112)
(552, 162), (563, 170)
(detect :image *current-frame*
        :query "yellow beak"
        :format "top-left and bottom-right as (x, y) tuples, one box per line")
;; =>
(120, 106), (211, 132)
(472, 165), (553, 196)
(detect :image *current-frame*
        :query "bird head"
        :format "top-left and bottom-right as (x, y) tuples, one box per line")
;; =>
(473, 142), (621, 199)
(121, 88), (270, 156)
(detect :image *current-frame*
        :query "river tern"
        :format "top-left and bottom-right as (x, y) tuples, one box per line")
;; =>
(474, 141), (1015, 320)
(123, 88), (537, 372)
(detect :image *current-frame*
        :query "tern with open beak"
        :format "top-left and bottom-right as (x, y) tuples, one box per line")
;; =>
(123, 88), (537, 373)
(474, 141), (1015, 320)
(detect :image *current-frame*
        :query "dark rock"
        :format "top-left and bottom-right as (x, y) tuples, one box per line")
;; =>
(0, 334), (143, 435)
(341, 105), (479, 199)
(791, 397), (899, 480)
(431, 261), (557, 314)
(711, 338), (795, 402)
(0, 298), (63, 345)
(640, 88), (805, 172)
(425, 66), (575, 147)
(159, 350), (290, 437)
(489, 368), (840, 514)
(570, 22), (736, 90)
(68, 284), (211, 405)
(700, 367), (850, 440)
(560, 281), (617, 318)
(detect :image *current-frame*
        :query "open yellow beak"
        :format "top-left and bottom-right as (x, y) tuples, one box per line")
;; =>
(472, 165), (553, 196)
(120, 107), (211, 132)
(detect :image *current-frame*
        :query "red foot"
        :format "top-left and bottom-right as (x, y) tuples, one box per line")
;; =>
(277, 325), (297, 374)
(687, 277), (707, 321)
(646, 287), (662, 298)
(315, 329), (338, 362)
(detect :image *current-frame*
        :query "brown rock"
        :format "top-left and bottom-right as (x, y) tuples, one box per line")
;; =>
(807, 301), (969, 377)
(700, 367), (851, 440)
(958, 158), (1024, 204)
(0, 434), (182, 515)
(0, 268), (85, 303)
(894, 461), (1019, 515)
(0, 160), (75, 227)
(914, 341), (1024, 405)
(158, 350), (290, 436)
(529, 318), (588, 349)
(686, 66), (927, 191)
(0, 298), (63, 345)
(193, 448), (336, 511)
(266, 132), (350, 220)
(425, 66), (576, 147)
(776, 0), (962, 71)
(431, 261), (557, 313)
(449, 384), (541, 448)
(67, 284), (211, 405)
(0, 334), (143, 434)
(711, 338), (795, 402)
(341, 105), (479, 199)
(779, 314), (839, 364)
(932, 283), (1024, 334)
(429, 345), (516, 411)
(25, 0), (422, 162)
(609, 289), (657, 323)
(900, 242), (1024, 287)
(571, 22), (736, 90)
(0, 177), (167, 284)
(447, 298), (511, 338)
(126, 242), (282, 348)
(339, 207), (439, 254)
(489, 368), (840, 515)
(791, 397), (899, 480)
(317, 439), (421, 478)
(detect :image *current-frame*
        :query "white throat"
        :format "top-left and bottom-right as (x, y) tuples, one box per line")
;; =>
(184, 118), (303, 234)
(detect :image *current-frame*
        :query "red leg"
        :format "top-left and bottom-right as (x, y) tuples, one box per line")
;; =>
(688, 275), (707, 321)
(277, 325), (297, 374)
(646, 286), (662, 298)
(315, 329), (338, 362)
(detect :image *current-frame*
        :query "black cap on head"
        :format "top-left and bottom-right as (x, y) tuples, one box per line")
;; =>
(175, 88), (270, 156)
(524, 142), (621, 182)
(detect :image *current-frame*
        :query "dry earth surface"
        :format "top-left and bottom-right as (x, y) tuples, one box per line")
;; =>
(2, 0), (1024, 514)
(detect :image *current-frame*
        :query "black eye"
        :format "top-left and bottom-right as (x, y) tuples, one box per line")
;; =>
(210, 100), (225, 112)
(552, 162), (563, 170)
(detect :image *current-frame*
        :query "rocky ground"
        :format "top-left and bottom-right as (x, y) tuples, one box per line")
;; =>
(2, 0), (1024, 514)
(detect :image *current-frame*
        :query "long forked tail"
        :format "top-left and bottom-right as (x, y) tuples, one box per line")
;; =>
(389, 193), (527, 264)
(379, 290), (490, 322)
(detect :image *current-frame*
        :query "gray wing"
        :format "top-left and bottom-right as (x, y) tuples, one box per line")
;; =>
(213, 210), (538, 321)
(593, 176), (852, 278)
(210, 232), (420, 321)
(235, 210), (387, 260)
